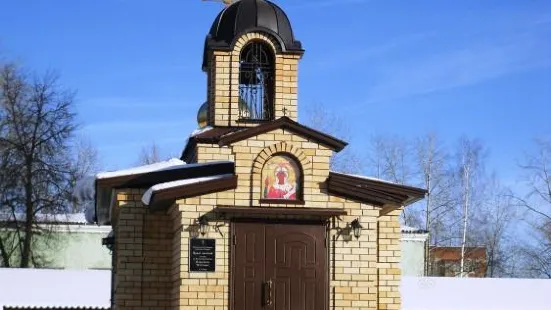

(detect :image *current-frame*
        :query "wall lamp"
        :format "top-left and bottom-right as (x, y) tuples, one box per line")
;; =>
(350, 218), (363, 239)
(197, 216), (210, 236)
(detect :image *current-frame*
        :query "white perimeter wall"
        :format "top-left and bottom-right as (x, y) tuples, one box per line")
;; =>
(1, 269), (550, 310)
(0, 268), (110, 308)
(402, 276), (551, 310)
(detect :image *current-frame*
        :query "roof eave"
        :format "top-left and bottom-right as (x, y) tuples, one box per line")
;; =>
(148, 175), (238, 210)
(218, 117), (348, 152)
(326, 172), (427, 208)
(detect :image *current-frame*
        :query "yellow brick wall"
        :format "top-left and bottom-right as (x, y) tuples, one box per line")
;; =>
(169, 201), (229, 310)
(206, 32), (300, 127)
(328, 201), (380, 310)
(377, 209), (403, 310)
(112, 189), (173, 310)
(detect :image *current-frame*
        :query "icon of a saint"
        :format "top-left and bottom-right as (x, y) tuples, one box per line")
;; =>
(264, 165), (296, 200)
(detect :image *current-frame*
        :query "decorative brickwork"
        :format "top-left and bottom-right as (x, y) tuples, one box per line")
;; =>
(194, 129), (332, 208)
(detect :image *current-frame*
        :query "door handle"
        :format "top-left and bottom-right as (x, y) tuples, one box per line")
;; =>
(264, 279), (273, 306)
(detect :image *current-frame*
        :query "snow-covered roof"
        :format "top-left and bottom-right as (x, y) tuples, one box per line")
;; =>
(330, 171), (405, 186)
(73, 158), (236, 224)
(96, 158), (186, 180)
(402, 276), (551, 310)
(190, 126), (213, 137)
(0, 268), (110, 308)
(141, 174), (234, 205)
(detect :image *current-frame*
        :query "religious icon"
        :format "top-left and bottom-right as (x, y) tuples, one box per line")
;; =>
(262, 155), (300, 200)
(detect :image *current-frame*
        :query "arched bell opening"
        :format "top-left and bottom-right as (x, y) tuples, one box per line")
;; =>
(238, 40), (275, 122)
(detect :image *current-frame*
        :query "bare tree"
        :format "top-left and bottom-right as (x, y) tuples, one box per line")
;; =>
(138, 142), (162, 165)
(367, 134), (386, 178)
(414, 133), (455, 275)
(366, 133), (424, 226)
(0, 63), (77, 267)
(514, 138), (551, 278)
(516, 138), (551, 220)
(304, 103), (363, 174)
(473, 175), (517, 277)
(522, 222), (551, 278)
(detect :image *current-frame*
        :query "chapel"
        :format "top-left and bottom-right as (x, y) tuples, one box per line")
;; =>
(92, 0), (426, 309)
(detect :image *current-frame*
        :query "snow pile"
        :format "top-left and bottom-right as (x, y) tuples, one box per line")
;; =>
(142, 174), (233, 205)
(401, 276), (551, 310)
(0, 268), (110, 308)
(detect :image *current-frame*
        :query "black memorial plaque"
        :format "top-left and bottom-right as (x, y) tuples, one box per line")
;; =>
(189, 238), (216, 272)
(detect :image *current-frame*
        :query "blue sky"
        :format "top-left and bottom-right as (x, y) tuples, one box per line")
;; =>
(0, 0), (549, 183)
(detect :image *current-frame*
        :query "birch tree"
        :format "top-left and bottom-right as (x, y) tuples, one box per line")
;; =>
(455, 137), (486, 277)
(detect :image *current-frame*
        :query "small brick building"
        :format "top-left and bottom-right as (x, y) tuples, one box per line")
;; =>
(93, 1), (426, 309)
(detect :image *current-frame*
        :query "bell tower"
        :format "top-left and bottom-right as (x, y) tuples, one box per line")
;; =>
(198, 0), (304, 128)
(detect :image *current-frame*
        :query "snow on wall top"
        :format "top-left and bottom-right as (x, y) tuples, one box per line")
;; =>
(0, 268), (110, 308)
(0, 213), (89, 224)
(401, 226), (429, 234)
(141, 174), (234, 205)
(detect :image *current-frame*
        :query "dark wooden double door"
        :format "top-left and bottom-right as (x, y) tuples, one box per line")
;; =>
(232, 222), (327, 310)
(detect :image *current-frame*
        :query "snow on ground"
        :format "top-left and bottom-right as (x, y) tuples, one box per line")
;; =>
(141, 174), (233, 205)
(402, 276), (551, 310)
(1, 270), (548, 309)
(0, 268), (110, 308)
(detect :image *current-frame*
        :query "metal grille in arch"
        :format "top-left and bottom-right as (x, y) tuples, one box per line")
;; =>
(238, 41), (275, 121)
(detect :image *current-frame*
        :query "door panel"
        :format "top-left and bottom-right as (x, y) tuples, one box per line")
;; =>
(232, 222), (326, 310)
(233, 223), (265, 310)
(265, 224), (326, 310)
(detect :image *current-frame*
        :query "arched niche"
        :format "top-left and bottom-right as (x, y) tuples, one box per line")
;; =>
(252, 142), (312, 204)
(261, 154), (302, 201)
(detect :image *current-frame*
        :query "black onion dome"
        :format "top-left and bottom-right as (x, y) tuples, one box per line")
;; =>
(202, 0), (303, 70)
